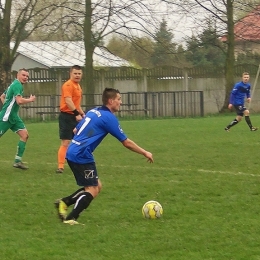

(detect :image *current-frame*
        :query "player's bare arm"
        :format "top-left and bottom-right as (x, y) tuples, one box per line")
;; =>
(122, 138), (154, 163)
(0, 93), (6, 104)
(65, 97), (83, 121)
(15, 94), (36, 105)
(79, 106), (85, 117)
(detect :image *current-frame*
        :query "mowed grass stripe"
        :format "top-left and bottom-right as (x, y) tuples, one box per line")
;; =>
(2, 159), (260, 177)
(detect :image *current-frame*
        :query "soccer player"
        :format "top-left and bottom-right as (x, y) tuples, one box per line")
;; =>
(224, 72), (258, 132)
(56, 65), (85, 173)
(0, 68), (36, 169)
(55, 87), (153, 225)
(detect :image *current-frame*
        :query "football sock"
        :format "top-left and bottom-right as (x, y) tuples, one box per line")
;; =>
(62, 188), (85, 206)
(57, 145), (68, 169)
(245, 116), (253, 129)
(226, 118), (238, 128)
(66, 192), (94, 220)
(14, 140), (26, 163)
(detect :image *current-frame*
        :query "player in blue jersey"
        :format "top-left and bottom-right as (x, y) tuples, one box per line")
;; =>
(0, 68), (36, 169)
(55, 88), (154, 225)
(224, 72), (258, 132)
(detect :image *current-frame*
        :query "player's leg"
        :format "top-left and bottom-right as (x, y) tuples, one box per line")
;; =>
(54, 187), (85, 221)
(244, 109), (258, 131)
(63, 161), (99, 224)
(0, 120), (11, 138)
(57, 139), (70, 173)
(225, 106), (243, 131)
(12, 119), (29, 169)
(56, 113), (77, 173)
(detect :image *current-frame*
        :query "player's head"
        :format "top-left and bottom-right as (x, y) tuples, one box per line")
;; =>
(17, 68), (29, 84)
(242, 72), (250, 83)
(102, 88), (122, 113)
(70, 65), (82, 83)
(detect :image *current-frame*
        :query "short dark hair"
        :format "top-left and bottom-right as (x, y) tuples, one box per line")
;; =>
(102, 88), (120, 105)
(70, 65), (82, 72)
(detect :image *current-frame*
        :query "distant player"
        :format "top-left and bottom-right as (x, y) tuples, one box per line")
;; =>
(55, 88), (153, 225)
(224, 72), (258, 132)
(0, 68), (36, 169)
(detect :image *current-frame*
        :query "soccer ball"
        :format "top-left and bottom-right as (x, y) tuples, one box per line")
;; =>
(142, 200), (163, 219)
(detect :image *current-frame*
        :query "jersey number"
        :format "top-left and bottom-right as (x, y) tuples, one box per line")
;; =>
(77, 117), (91, 135)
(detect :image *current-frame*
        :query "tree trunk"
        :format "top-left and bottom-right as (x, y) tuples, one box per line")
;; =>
(221, 0), (235, 112)
(0, 0), (12, 93)
(83, 0), (95, 107)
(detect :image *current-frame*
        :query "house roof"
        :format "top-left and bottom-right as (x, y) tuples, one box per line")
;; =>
(221, 5), (260, 42)
(10, 41), (130, 68)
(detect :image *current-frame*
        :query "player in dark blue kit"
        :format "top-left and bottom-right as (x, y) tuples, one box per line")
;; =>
(224, 72), (258, 132)
(55, 88), (154, 225)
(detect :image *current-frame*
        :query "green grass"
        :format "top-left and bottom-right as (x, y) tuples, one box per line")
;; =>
(1, 115), (260, 260)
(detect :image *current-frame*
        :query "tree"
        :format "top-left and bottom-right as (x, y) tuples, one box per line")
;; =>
(129, 37), (154, 68)
(185, 19), (226, 67)
(0, 0), (68, 92)
(151, 19), (177, 67)
(50, 0), (165, 102)
(164, 0), (260, 110)
(107, 35), (154, 68)
(162, 0), (236, 111)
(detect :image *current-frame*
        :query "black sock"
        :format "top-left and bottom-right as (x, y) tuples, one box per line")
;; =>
(66, 192), (94, 220)
(245, 116), (253, 129)
(226, 118), (238, 129)
(62, 188), (85, 206)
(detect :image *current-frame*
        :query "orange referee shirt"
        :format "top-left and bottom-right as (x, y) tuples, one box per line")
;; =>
(60, 79), (82, 114)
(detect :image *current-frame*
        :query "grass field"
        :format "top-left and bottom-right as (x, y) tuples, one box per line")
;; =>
(1, 115), (260, 260)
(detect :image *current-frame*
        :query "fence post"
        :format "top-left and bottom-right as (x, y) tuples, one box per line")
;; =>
(200, 91), (204, 117)
(142, 69), (148, 92)
(101, 69), (105, 90)
(183, 68), (189, 91)
(56, 69), (62, 95)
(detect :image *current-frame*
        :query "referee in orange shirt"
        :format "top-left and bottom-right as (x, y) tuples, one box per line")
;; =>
(56, 65), (85, 173)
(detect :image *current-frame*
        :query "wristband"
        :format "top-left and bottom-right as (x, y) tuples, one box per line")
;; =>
(72, 109), (80, 116)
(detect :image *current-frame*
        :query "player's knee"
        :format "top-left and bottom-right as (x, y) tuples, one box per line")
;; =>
(61, 140), (70, 147)
(98, 183), (102, 193)
(244, 110), (249, 116)
(21, 133), (29, 142)
(85, 186), (99, 198)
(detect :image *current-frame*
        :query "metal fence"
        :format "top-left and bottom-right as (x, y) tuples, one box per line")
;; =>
(20, 91), (204, 121)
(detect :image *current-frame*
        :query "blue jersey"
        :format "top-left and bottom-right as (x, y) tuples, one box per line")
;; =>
(229, 81), (251, 105)
(66, 106), (127, 164)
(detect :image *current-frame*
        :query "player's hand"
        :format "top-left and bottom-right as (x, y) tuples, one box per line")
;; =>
(30, 94), (36, 102)
(144, 151), (154, 163)
(247, 98), (251, 103)
(228, 104), (232, 110)
(76, 114), (83, 122)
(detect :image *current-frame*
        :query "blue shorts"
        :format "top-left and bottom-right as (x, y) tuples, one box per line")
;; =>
(67, 160), (99, 187)
(233, 105), (246, 116)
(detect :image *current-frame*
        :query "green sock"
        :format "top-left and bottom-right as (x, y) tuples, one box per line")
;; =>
(15, 140), (26, 163)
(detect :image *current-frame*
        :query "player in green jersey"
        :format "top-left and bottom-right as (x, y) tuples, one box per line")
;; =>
(0, 68), (36, 169)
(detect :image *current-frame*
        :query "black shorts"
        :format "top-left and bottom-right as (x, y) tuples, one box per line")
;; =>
(58, 112), (78, 140)
(234, 105), (246, 116)
(67, 160), (99, 187)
